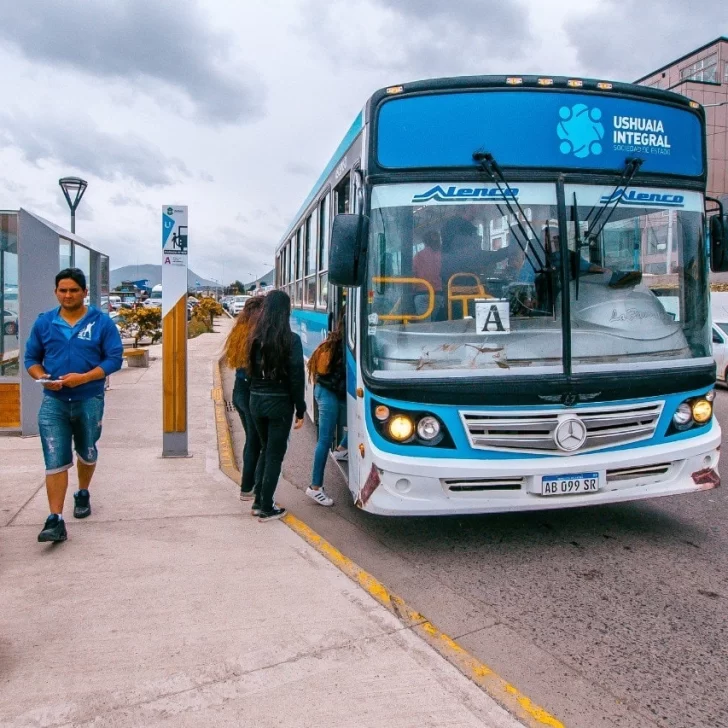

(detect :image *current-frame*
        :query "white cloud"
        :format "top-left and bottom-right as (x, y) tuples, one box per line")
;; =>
(0, 0), (721, 283)
(0, 0), (264, 124)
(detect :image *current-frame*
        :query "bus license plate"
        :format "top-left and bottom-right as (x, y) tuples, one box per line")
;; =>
(541, 473), (599, 496)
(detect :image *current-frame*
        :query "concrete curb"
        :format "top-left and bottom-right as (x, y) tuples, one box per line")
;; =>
(211, 358), (565, 728)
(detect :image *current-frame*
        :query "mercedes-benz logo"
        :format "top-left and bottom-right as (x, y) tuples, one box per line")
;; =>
(554, 417), (587, 452)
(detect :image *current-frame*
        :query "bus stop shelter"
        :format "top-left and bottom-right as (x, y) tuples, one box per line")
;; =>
(0, 209), (110, 435)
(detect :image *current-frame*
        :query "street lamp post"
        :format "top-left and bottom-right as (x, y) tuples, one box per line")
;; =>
(58, 177), (88, 234)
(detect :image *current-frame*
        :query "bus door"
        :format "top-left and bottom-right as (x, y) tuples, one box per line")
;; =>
(331, 170), (357, 484)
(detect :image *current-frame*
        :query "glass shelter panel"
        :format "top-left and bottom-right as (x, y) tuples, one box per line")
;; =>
(73, 244), (91, 299)
(1, 213), (19, 376)
(59, 239), (72, 270)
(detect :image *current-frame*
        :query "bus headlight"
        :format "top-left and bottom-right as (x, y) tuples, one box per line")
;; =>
(692, 399), (713, 424)
(374, 405), (390, 422)
(388, 415), (414, 442)
(417, 416), (441, 441)
(672, 403), (693, 428)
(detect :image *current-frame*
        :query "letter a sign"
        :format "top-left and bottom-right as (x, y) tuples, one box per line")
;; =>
(475, 299), (510, 334)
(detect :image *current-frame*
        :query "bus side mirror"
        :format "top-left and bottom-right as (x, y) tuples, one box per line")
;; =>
(710, 215), (728, 272)
(329, 213), (369, 287)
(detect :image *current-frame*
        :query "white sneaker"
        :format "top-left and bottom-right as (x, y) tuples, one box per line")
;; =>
(306, 487), (334, 507)
(332, 450), (348, 461)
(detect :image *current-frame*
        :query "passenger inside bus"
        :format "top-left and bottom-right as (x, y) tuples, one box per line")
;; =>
(412, 230), (443, 319)
(439, 217), (524, 317)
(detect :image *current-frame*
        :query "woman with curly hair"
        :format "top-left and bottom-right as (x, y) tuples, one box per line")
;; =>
(223, 296), (264, 500)
(248, 290), (306, 522)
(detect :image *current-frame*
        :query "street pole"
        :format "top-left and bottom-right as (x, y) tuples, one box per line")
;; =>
(161, 205), (189, 458)
(58, 177), (88, 234)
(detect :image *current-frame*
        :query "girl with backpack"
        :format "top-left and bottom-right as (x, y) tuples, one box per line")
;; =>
(306, 316), (348, 507)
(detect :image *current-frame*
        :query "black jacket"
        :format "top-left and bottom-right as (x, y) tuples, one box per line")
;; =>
(249, 333), (306, 419)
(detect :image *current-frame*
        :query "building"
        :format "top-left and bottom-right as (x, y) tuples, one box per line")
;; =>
(635, 37), (728, 203)
(0, 209), (110, 434)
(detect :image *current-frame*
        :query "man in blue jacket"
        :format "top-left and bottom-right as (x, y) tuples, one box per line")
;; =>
(25, 268), (123, 543)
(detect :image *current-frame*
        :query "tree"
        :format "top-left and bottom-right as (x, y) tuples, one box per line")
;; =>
(117, 307), (162, 347)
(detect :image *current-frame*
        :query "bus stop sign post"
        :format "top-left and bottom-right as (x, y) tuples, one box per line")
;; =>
(161, 205), (189, 458)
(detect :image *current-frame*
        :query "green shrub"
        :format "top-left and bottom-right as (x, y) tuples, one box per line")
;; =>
(187, 317), (209, 339)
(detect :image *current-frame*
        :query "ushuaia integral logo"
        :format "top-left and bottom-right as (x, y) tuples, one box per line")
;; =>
(557, 104), (604, 159)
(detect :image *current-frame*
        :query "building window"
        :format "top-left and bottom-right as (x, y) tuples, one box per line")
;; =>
(680, 53), (718, 83)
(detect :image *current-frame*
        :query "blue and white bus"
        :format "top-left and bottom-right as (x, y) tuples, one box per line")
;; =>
(276, 75), (727, 516)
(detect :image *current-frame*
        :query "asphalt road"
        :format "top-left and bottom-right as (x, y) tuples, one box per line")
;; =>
(224, 368), (728, 728)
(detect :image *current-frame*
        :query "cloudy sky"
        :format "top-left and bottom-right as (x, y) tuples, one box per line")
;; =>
(0, 0), (724, 284)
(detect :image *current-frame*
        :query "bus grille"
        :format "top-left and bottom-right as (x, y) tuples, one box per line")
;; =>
(443, 476), (524, 492)
(460, 402), (663, 455)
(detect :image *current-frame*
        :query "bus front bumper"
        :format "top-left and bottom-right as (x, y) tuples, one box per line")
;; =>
(356, 424), (721, 516)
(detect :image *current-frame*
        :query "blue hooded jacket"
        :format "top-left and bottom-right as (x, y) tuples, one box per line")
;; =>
(24, 306), (123, 401)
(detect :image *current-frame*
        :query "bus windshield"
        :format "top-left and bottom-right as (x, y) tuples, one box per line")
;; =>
(364, 183), (710, 379)
(566, 184), (709, 371)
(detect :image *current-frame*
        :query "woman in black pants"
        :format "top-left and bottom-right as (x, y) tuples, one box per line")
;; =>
(247, 290), (305, 522)
(222, 296), (264, 501)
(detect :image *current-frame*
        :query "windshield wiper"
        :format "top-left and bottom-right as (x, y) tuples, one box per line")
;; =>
(584, 157), (643, 245)
(472, 151), (546, 274)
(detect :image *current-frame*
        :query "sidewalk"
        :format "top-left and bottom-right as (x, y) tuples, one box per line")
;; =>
(0, 323), (525, 727)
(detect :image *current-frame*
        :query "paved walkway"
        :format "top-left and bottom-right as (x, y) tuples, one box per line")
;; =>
(0, 324), (524, 727)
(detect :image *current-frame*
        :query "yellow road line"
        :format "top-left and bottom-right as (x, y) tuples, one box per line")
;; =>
(212, 360), (565, 728)
(283, 513), (565, 728)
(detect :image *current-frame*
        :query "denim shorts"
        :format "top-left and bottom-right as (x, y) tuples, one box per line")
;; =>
(38, 394), (105, 474)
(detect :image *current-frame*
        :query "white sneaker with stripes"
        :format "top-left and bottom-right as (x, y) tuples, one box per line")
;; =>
(306, 487), (334, 507)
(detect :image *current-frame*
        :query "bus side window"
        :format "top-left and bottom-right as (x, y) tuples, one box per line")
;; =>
(318, 192), (331, 309)
(295, 228), (303, 305)
(335, 173), (350, 214)
(353, 164), (363, 214)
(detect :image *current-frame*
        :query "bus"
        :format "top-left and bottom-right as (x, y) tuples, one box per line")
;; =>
(275, 75), (727, 516)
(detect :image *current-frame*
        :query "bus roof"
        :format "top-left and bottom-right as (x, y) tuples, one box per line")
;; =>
(276, 74), (706, 255)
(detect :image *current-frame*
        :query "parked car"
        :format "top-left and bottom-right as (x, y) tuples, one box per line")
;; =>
(221, 295), (234, 312)
(2, 309), (18, 336)
(230, 295), (250, 315)
(713, 321), (728, 385)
